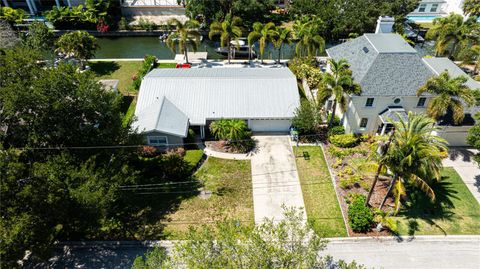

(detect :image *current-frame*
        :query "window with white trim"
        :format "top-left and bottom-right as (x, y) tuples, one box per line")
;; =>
(417, 97), (426, 107)
(430, 4), (438, 12)
(418, 3), (427, 12)
(365, 98), (374, 107)
(360, 118), (368, 128)
(148, 136), (168, 146)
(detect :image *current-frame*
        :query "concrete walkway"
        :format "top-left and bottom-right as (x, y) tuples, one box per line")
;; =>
(203, 147), (253, 160)
(442, 148), (480, 205)
(250, 135), (306, 223)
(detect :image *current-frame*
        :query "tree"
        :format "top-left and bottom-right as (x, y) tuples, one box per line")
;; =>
(55, 31), (99, 68)
(426, 14), (480, 58)
(463, 0), (480, 17)
(132, 207), (366, 269)
(459, 44), (480, 74)
(292, 100), (324, 134)
(247, 21), (277, 63)
(0, 7), (26, 24)
(23, 21), (54, 52)
(417, 71), (476, 125)
(467, 91), (480, 166)
(272, 27), (293, 63)
(293, 17), (326, 57)
(166, 19), (201, 64)
(378, 112), (448, 212)
(318, 59), (360, 127)
(209, 119), (251, 141)
(0, 20), (20, 50)
(209, 14), (243, 64)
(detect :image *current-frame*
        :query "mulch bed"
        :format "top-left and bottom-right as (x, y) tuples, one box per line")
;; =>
(322, 142), (396, 237)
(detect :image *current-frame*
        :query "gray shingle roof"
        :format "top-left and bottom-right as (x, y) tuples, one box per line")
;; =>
(423, 57), (480, 90)
(135, 68), (300, 126)
(326, 33), (435, 96)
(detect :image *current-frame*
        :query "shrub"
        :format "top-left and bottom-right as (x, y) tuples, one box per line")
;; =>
(348, 194), (373, 233)
(329, 134), (358, 148)
(118, 17), (129, 30)
(327, 114), (341, 127)
(138, 18), (157, 31)
(292, 100), (323, 134)
(184, 128), (198, 149)
(339, 175), (361, 189)
(130, 55), (157, 91)
(328, 146), (353, 159)
(0, 7), (25, 24)
(327, 126), (345, 137)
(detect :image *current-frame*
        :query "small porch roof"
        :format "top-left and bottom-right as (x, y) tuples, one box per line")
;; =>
(379, 106), (408, 124)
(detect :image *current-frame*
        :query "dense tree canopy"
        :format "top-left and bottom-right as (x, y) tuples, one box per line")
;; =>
(288, 0), (420, 39)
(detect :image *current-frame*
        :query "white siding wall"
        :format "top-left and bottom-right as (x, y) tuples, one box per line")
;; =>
(342, 96), (430, 134)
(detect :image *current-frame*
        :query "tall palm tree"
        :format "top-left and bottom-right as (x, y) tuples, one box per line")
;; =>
(427, 14), (480, 58)
(293, 19), (325, 57)
(247, 22), (277, 63)
(461, 44), (480, 74)
(417, 71), (476, 125)
(378, 112), (448, 212)
(318, 59), (360, 127)
(165, 19), (201, 64)
(209, 15), (243, 64)
(272, 27), (293, 64)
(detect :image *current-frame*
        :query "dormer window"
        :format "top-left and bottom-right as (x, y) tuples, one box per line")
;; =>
(417, 97), (426, 107)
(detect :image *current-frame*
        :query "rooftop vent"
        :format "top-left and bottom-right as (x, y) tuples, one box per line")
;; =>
(362, 47), (369, 53)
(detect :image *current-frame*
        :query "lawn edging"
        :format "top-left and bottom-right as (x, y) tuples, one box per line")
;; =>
(320, 142), (350, 237)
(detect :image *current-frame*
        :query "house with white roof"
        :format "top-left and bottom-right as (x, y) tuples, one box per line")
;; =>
(326, 33), (480, 146)
(407, 0), (466, 22)
(133, 68), (300, 146)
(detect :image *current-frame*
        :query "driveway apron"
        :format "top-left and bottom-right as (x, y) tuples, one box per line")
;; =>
(442, 148), (480, 205)
(250, 135), (307, 223)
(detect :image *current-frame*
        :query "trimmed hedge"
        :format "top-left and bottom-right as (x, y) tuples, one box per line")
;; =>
(327, 126), (345, 137)
(329, 134), (358, 148)
(347, 194), (373, 233)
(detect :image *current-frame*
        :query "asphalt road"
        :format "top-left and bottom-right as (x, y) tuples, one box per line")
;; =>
(323, 236), (480, 269)
(30, 236), (480, 269)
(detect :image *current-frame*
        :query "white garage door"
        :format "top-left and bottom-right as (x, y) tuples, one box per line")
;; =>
(248, 119), (291, 132)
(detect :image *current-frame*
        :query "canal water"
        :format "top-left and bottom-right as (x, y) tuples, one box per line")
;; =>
(95, 36), (297, 59)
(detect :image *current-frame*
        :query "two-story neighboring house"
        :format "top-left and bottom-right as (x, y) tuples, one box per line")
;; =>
(326, 33), (479, 146)
(407, 0), (465, 22)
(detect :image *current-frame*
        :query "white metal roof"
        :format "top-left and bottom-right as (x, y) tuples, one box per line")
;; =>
(135, 68), (299, 126)
(133, 96), (189, 137)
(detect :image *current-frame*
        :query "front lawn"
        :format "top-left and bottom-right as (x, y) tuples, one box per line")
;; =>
(323, 137), (480, 236)
(393, 168), (480, 236)
(293, 146), (347, 237)
(89, 61), (143, 94)
(162, 157), (254, 238)
(184, 149), (204, 167)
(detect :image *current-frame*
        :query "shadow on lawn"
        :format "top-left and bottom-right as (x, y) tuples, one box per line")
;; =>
(90, 61), (120, 76)
(396, 177), (459, 238)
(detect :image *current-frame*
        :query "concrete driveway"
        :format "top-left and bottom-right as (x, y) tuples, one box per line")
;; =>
(250, 135), (306, 223)
(442, 148), (480, 205)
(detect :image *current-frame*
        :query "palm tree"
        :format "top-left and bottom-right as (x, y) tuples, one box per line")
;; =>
(209, 119), (250, 141)
(417, 71), (476, 125)
(165, 19), (201, 64)
(378, 112), (448, 212)
(209, 15), (243, 64)
(318, 59), (360, 127)
(272, 27), (293, 64)
(55, 30), (99, 69)
(427, 14), (480, 58)
(247, 22), (277, 63)
(463, 0), (480, 17)
(293, 19), (325, 57)
(460, 44), (480, 74)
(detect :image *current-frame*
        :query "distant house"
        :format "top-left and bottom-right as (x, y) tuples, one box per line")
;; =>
(407, 0), (466, 23)
(326, 33), (479, 146)
(133, 68), (300, 146)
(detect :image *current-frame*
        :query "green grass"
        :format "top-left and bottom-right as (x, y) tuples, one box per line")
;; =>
(89, 61), (143, 94)
(184, 149), (204, 167)
(89, 61), (176, 95)
(294, 146), (347, 237)
(394, 168), (480, 236)
(162, 157), (253, 238)
(122, 98), (136, 127)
